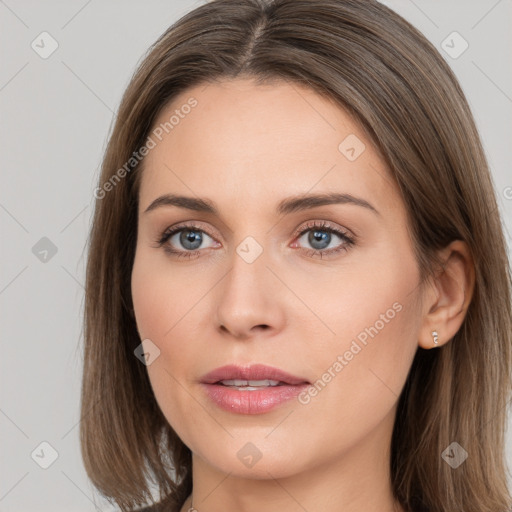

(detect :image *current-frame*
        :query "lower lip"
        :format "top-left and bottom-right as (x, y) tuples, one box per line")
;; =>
(201, 383), (309, 414)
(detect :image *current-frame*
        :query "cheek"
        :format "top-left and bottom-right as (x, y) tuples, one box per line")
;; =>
(131, 254), (199, 445)
(306, 257), (422, 419)
(292, 242), (420, 358)
(130, 251), (210, 386)
(131, 252), (188, 393)
(131, 249), (202, 341)
(291, 275), (421, 463)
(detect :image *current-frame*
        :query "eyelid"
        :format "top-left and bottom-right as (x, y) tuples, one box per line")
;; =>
(293, 219), (354, 239)
(159, 218), (354, 240)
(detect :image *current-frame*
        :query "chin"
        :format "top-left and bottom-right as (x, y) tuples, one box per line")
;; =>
(190, 437), (313, 480)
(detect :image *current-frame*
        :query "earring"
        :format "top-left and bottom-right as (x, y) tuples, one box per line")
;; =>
(432, 330), (439, 345)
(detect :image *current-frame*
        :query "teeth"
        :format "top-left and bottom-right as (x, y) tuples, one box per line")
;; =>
(219, 379), (281, 387)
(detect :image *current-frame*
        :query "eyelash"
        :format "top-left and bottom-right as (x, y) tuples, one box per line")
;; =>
(155, 220), (356, 260)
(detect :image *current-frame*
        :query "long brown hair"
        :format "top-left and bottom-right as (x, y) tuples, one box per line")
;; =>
(81, 1), (512, 511)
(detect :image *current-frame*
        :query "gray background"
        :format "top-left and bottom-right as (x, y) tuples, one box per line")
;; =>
(1, 0), (511, 510)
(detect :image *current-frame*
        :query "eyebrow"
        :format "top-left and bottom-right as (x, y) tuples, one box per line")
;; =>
(143, 192), (380, 217)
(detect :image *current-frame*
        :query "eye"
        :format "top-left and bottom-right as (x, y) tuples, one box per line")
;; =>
(291, 220), (355, 258)
(155, 220), (356, 260)
(155, 223), (219, 259)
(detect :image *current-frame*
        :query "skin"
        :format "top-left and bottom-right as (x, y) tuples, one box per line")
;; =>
(131, 78), (474, 512)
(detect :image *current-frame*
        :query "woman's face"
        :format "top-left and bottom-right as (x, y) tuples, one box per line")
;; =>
(131, 78), (425, 478)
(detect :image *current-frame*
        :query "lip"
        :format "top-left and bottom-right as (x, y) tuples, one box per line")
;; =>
(200, 364), (311, 415)
(200, 364), (310, 385)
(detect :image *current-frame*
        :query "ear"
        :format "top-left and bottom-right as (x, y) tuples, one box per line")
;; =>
(418, 240), (475, 349)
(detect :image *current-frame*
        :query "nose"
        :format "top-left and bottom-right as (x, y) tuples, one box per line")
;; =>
(214, 244), (286, 340)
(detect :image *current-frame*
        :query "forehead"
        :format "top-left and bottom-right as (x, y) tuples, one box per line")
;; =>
(138, 78), (403, 220)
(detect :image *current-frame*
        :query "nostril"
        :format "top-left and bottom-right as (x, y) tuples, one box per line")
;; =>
(255, 324), (270, 331)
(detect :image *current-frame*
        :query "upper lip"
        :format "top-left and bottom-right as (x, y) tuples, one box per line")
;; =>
(200, 364), (310, 385)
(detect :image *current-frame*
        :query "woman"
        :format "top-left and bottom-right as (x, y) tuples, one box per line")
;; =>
(80, 1), (512, 511)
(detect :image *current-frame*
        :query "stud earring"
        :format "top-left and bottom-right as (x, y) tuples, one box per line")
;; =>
(432, 330), (439, 345)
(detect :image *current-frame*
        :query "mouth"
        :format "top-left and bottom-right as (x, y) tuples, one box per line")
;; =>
(215, 378), (287, 390)
(200, 364), (311, 414)
(200, 363), (310, 386)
